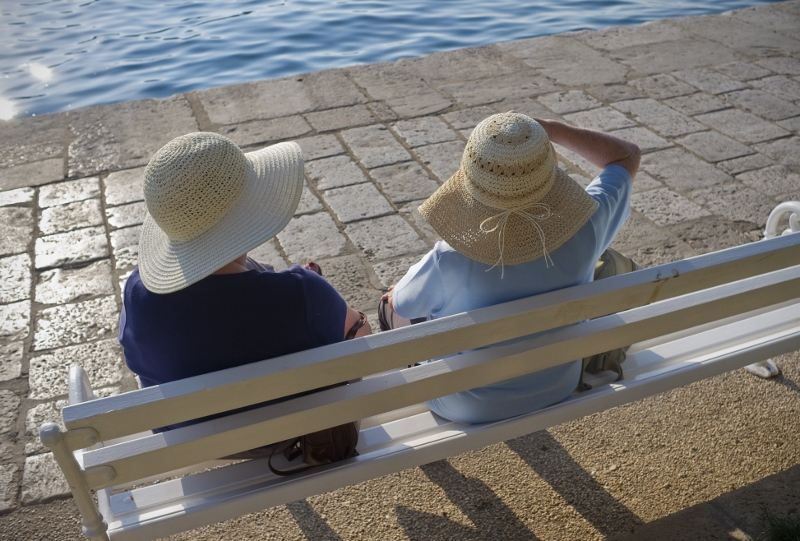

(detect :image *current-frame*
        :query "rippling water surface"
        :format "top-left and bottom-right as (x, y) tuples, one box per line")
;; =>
(0, 0), (782, 119)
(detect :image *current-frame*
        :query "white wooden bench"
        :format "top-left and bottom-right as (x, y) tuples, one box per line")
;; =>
(41, 231), (800, 541)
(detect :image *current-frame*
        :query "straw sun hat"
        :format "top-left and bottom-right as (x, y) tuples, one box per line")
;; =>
(419, 112), (598, 270)
(138, 132), (304, 294)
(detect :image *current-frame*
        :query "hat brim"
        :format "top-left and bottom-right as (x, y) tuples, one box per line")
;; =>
(138, 141), (304, 294)
(420, 165), (599, 266)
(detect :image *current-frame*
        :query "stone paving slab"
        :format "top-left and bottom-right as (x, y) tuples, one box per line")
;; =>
(1, 2), (800, 540)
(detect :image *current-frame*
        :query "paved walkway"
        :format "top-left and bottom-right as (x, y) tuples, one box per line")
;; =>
(1, 2), (799, 539)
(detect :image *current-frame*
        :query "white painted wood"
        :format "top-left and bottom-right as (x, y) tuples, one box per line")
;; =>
(63, 234), (800, 441)
(80, 265), (800, 488)
(44, 235), (800, 540)
(100, 301), (800, 541)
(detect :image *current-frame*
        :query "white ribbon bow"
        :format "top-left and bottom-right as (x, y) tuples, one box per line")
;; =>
(479, 203), (553, 277)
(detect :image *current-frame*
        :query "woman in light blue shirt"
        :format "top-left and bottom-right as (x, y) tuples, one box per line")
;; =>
(380, 112), (641, 424)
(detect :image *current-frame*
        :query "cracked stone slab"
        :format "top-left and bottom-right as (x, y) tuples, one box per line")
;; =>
(571, 19), (687, 51)
(110, 225), (141, 270)
(612, 36), (738, 75)
(756, 56), (800, 76)
(695, 108), (789, 144)
(305, 155), (369, 190)
(667, 216), (751, 255)
(0, 389), (19, 434)
(640, 147), (732, 191)
(38, 177), (100, 208)
(536, 91), (602, 115)
(723, 88), (800, 121)
(0, 113), (67, 169)
(24, 399), (67, 455)
(392, 117), (459, 148)
(298, 134), (345, 162)
(68, 95), (198, 177)
(385, 91), (453, 118)
(277, 212), (348, 264)
(675, 131), (754, 163)
(0, 464), (17, 512)
(198, 70), (367, 125)
(341, 125), (411, 169)
(21, 453), (71, 504)
(33, 295), (119, 351)
(106, 201), (147, 230)
(439, 71), (560, 107)
(730, 2), (800, 37)
(554, 147), (599, 178)
(442, 106), (497, 130)
(0, 300), (30, 342)
(0, 158), (64, 191)
(366, 101), (399, 122)
(320, 255), (382, 313)
(294, 183), (324, 216)
(104, 167), (144, 206)
(38, 198), (104, 236)
(0, 342), (23, 382)
(34, 226), (108, 270)
(490, 97), (560, 121)
(630, 74), (696, 100)
(398, 201), (440, 244)
(563, 107), (638, 132)
(323, 183), (395, 223)
(607, 127), (672, 154)
(716, 61), (774, 81)
(397, 45), (519, 86)
(716, 153), (774, 175)
(613, 98), (705, 137)
(675, 14), (800, 57)
(35, 260), (115, 305)
(662, 93), (729, 116)
(631, 187), (711, 226)
(372, 255), (425, 289)
(28, 339), (126, 400)
(412, 141), (463, 183)
(500, 35), (628, 86)
(248, 238), (285, 271)
(305, 105), (375, 133)
(346, 215), (427, 260)
(672, 68), (748, 95)
(369, 162), (440, 205)
(0, 187), (34, 207)
(778, 116), (800, 133)
(216, 116), (312, 148)
(0, 253), (31, 304)
(753, 137), (800, 167)
(586, 84), (645, 104)
(689, 184), (776, 228)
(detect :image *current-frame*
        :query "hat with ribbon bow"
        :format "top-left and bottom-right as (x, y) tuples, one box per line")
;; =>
(419, 112), (598, 272)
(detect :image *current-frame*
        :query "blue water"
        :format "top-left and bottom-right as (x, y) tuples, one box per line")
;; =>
(0, 0), (783, 119)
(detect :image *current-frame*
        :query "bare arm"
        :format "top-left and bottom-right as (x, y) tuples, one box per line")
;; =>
(535, 118), (641, 179)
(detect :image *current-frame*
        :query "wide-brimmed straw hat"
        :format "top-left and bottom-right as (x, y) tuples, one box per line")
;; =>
(419, 112), (598, 269)
(138, 132), (304, 294)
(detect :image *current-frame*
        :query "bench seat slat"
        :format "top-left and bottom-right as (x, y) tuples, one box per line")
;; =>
(99, 301), (800, 541)
(80, 267), (800, 488)
(63, 234), (800, 441)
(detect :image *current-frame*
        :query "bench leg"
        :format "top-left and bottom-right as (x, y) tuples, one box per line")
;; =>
(40, 423), (110, 541)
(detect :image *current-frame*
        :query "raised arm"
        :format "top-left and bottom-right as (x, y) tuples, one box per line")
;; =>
(535, 118), (641, 179)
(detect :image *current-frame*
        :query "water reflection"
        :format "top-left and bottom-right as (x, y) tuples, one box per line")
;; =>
(27, 62), (54, 82)
(0, 96), (16, 121)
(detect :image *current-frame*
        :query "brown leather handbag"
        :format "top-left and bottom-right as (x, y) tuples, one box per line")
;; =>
(268, 311), (367, 475)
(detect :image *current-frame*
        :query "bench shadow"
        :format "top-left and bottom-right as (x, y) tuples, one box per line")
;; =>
(285, 500), (344, 541)
(396, 460), (541, 541)
(505, 431), (644, 536)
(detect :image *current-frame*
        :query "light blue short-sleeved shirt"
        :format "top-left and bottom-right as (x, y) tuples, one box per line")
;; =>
(393, 165), (632, 423)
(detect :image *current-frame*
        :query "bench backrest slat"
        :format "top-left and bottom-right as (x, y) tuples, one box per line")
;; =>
(79, 265), (800, 488)
(62, 234), (800, 440)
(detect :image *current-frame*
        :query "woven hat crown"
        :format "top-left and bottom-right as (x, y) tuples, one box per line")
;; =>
(462, 113), (555, 209)
(143, 132), (249, 242)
